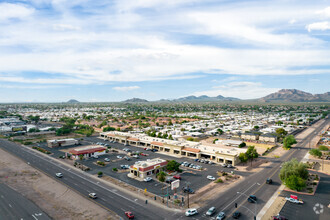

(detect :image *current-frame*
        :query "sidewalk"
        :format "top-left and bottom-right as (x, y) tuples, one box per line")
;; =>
(257, 185), (285, 220)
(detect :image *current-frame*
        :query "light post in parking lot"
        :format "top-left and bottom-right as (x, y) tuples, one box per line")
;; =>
(237, 191), (257, 220)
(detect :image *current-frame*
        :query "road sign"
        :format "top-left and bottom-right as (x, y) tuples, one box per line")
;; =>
(171, 179), (180, 190)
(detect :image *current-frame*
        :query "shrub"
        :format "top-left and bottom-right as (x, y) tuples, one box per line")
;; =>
(238, 142), (246, 148)
(174, 199), (181, 204)
(98, 171), (103, 176)
(112, 168), (118, 172)
(285, 175), (306, 191)
(97, 161), (105, 166)
(309, 149), (322, 158)
(318, 145), (329, 151)
(215, 178), (223, 183)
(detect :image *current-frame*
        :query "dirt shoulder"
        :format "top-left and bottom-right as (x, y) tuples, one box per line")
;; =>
(0, 148), (116, 220)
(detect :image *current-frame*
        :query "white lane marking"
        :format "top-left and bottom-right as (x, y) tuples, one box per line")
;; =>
(31, 214), (38, 220)
(18, 145), (146, 206)
(1, 195), (4, 198)
(101, 198), (106, 201)
(9, 204), (12, 208)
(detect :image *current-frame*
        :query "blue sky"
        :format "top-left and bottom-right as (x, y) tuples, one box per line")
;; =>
(0, 0), (329, 102)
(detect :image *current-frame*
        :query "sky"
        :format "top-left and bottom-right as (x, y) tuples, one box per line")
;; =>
(0, 0), (329, 102)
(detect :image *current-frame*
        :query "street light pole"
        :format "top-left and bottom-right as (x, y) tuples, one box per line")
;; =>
(237, 192), (257, 220)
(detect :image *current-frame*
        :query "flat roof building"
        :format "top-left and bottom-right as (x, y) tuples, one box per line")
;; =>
(69, 145), (106, 159)
(129, 158), (168, 179)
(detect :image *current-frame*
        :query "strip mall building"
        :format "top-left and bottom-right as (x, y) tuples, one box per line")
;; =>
(100, 131), (244, 165)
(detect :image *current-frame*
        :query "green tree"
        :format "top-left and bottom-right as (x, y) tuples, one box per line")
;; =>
(276, 121), (283, 125)
(79, 154), (84, 160)
(217, 128), (224, 135)
(246, 146), (258, 166)
(238, 142), (246, 148)
(168, 134), (173, 140)
(283, 135), (297, 149)
(279, 158), (308, 191)
(239, 152), (248, 163)
(103, 126), (116, 132)
(285, 175), (306, 191)
(157, 171), (167, 182)
(309, 149), (322, 158)
(253, 125), (259, 130)
(318, 145), (329, 151)
(166, 160), (181, 172)
(276, 128), (288, 138)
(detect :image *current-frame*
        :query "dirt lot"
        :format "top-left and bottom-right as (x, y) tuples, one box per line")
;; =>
(0, 148), (116, 220)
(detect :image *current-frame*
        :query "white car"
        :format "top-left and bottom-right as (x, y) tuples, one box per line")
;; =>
(285, 197), (304, 204)
(104, 158), (110, 162)
(144, 177), (153, 182)
(55, 173), (63, 178)
(185, 208), (198, 216)
(117, 155), (122, 159)
(89, 193), (97, 199)
(207, 175), (216, 180)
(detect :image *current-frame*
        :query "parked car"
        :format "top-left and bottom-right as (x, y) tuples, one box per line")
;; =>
(93, 155), (99, 159)
(207, 175), (216, 180)
(285, 197), (304, 204)
(140, 153), (148, 156)
(272, 214), (287, 220)
(216, 211), (226, 220)
(151, 149), (158, 152)
(55, 173), (63, 178)
(194, 159), (200, 162)
(185, 208), (198, 216)
(182, 187), (194, 194)
(89, 193), (97, 199)
(125, 211), (134, 219)
(227, 164), (233, 168)
(222, 163), (227, 167)
(120, 165), (130, 169)
(206, 207), (216, 216)
(124, 156), (131, 161)
(173, 175), (181, 180)
(117, 155), (123, 159)
(144, 177), (153, 182)
(132, 155), (139, 159)
(165, 177), (174, 183)
(232, 211), (241, 219)
(104, 158), (110, 162)
(247, 195), (257, 203)
(266, 178), (273, 184)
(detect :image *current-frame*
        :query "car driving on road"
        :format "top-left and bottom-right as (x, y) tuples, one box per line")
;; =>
(206, 207), (216, 216)
(55, 173), (63, 178)
(216, 211), (226, 220)
(88, 193), (97, 199)
(207, 175), (216, 180)
(185, 208), (198, 216)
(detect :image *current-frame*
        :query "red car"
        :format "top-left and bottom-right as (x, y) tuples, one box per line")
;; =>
(140, 153), (148, 156)
(272, 214), (287, 220)
(125, 211), (134, 219)
(173, 175), (181, 180)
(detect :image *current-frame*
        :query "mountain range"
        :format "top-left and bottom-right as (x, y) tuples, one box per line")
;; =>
(69, 89), (329, 103)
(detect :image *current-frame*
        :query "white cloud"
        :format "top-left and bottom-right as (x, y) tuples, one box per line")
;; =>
(0, 3), (34, 21)
(306, 21), (330, 32)
(113, 86), (140, 91)
(317, 7), (330, 17)
(53, 24), (81, 31)
(193, 81), (280, 99)
(0, 0), (329, 86)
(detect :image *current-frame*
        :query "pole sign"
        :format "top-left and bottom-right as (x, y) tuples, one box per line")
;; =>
(171, 179), (180, 190)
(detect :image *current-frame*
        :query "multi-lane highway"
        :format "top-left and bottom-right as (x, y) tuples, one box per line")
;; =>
(0, 183), (50, 220)
(0, 139), (177, 220)
(0, 117), (328, 220)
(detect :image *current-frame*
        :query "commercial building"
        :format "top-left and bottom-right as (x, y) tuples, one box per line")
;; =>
(129, 158), (168, 179)
(101, 131), (243, 165)
(69, 145), (107, 159)
(47, 138), (79, 148)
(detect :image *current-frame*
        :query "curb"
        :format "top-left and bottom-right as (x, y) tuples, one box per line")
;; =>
(257, 185), (285, 220)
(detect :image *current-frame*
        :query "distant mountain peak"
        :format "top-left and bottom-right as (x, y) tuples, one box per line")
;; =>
(173, 94), (240, 102)
(123, 98), (149, 103)
(259, 89), (329, 102)
(67, 99), (79, 103)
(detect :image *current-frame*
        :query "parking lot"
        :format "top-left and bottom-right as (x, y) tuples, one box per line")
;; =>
(34, 136), (249, 198)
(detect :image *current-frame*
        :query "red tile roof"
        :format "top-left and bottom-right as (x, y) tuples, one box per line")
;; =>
(182, 147), (200, 153)
(151, 141), (164, 146)
(128, 137), (140, 141)
(70, 146), (106, 155)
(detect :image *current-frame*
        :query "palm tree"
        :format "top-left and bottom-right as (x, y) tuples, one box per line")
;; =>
(157, 171), (167, 201)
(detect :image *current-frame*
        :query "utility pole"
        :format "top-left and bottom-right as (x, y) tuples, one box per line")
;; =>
(186, 182), (190, 208)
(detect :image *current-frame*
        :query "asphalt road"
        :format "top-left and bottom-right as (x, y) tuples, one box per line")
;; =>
(0, 183), (50, 220)
(173, 117), (330, 220)
(0, 139), (177, 220)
